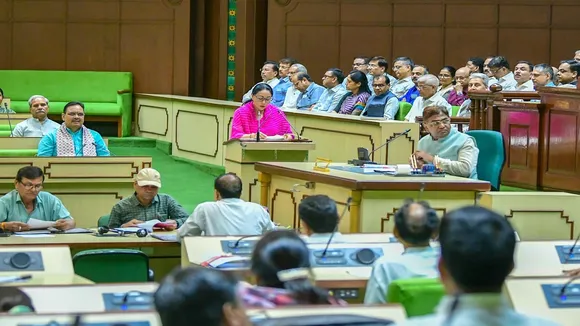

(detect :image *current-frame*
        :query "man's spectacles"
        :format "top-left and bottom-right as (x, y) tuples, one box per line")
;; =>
(427, 118), (450, 127)
(19, 182), (43, 191)
(352, 63), (365, 67)
(372, 84), (386, 88)
(254, 96), (272, 103)
(322, 75), (334, 79)
(66, 112), (85, 117)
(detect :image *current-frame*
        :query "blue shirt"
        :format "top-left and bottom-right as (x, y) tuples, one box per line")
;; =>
(37, 127), (110, 157)
(312, 84), (347, 112)
(272, 78), (291, 107)
(400, 85), (420, 104)
(0, 190), (72, 222)
(296, 83), (325, 110)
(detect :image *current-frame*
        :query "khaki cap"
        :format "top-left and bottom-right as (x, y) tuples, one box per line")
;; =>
(135, 168), (162, 188)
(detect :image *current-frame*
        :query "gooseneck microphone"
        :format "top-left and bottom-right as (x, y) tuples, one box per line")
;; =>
(256, 111), (262, 142)
(566, 232), (580, 262)
(559, 275), (580, 299)
(321, 197), (353, 258)
(5, 103), (13, 137)
(348, 128), (412, 166)
(275, 108), (302, 141)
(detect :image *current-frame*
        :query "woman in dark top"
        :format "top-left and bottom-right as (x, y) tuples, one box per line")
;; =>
(337, 70), (372, 115)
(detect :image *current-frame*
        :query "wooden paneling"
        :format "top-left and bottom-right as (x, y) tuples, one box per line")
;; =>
(0, 0), (190, 94)
(264, 0), (580, 92)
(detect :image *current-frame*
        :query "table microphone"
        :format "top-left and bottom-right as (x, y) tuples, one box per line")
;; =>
(275, 108), (302, 141)
(321, 197), (353, 258)
(5, 103), (13, 137)
(348, 128), (412, 166)
(565, 232), (580, 262)
(256, 111), (262, 142)
(559, 275), (580, 299)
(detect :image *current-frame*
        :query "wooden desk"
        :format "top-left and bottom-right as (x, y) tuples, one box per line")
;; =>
(134, 94), (419, 167)
(249, 305), (407, 323)
(0, 232), (180, 282)
(0, 246), (73, 275)
(513, 241), (579, 277)
(506, 276), (578, 326)
(255, 162), (490, 233)
(1, 274), (94, 286)
(0, 137), (109, 150)
(21, 283), (157, 313)
(0, 156), (152, 227)
(1, 312), (161, 326)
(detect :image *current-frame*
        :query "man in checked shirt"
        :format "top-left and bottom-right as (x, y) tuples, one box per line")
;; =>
(108, 168), (189, 229)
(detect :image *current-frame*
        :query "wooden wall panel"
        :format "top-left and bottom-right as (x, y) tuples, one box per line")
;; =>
(265, 0), (580, 94)
(0, 0), (190, 95)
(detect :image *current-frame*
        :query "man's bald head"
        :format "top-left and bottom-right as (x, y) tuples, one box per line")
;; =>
(214, 173), (242, 199)
(394, 200), (439, 245)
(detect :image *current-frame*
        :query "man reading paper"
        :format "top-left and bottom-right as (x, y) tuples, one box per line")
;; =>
(0, 166), (75, 232)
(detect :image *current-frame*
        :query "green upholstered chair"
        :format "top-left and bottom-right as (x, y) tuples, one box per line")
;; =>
(73, 249), (153, 283)
(396, 102), (413, 121)
(97, 215), (110, 228)
(387, 278), (446, 317)
(466, 130), (505, 191)
(451, 105), (460, 116)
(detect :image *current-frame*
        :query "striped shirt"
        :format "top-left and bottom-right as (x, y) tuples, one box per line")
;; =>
(230, 102), (293, 139)
(337, 92), (371, 115)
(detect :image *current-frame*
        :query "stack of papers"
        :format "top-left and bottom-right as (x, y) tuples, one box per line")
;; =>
(27, 218), (56, 230)
(362, 164), (397, 174)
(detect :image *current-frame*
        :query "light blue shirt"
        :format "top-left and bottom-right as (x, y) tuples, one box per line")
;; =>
(272, 77), (291, 107)
(37, 127), (110, 157)
(312, 84), (347, 112)
(0, 190), (72, 222)
(296, 83), (325, 110)
(394, 294), (561, 326)
(11, 118), (60, 137)
(364, 246), (439, 304)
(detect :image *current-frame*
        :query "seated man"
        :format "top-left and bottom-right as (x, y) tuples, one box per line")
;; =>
(298, 194), (342, 244)
(11, 95), (59, 137)
(108, 168), (189, 228)
(0, 87), (15, 113)
(457, 73), (489, 117)
(395, 206), (560, 325)
(361, 75), (400, 119)
(0, 166), (75, 232)
(364, 200), (439, 304)
(37, 101), (110, 156)
(405, 74), (452, 122)
(311, 68), (347, 112)
(413, 106), (479, 179)
(154, 267), (250, 326)
(293, 72), (325, 110)
(177, 173), (275, 240)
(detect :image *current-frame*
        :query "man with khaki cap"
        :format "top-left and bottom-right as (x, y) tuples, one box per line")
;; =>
(108, 168), (189, 229)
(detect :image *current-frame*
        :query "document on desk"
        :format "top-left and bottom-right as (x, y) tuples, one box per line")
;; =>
(27, 218), (56, 230)
(137, 219), (162, 232)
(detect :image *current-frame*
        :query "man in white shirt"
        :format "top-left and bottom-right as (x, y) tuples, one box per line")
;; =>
(177, 173), (275, 240)
(11, 95), (60, 137)
(298, 195), (343, 244)
(364, 200), (439, 304)
(395, 206), (560, 326)
(241, 61), (280, 103)
(514, 61), (535, 91)
(281, 64), (308, 110)
(487, 56), (517, 90)
(405, 74), (452, 122)
(483, 56), (499, 86)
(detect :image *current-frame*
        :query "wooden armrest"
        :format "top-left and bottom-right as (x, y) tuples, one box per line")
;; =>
(117, 89), (132, 94)
(415, 117), (470, 124)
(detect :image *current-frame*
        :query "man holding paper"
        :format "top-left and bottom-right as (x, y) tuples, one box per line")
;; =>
(108, 168), (189, 229)
(0, 166), (75, 232)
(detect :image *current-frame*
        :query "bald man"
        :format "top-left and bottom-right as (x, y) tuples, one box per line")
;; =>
(176, 173), (275, 241)
(447, 67), (470, 106)
(364, 200), (440, 304)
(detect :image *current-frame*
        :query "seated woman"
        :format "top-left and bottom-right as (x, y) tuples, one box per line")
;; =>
(413, 106), (479, 179)
(230, 83), (294, 140)
(336, 70), (371, 115)
(0, 287), (35, 314)
(240, 229), (344, 307)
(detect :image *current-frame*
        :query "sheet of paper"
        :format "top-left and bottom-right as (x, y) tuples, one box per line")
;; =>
(113, 227), (141, 233)
(137, 219), (161, 232)
(27, 218), (56, 230)
(265, 135), (285, 141)
(14, 234), (55, 238)
(14, 230), (50, 235)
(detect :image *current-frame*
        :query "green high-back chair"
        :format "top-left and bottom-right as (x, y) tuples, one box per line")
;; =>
(396, 102), (413, 121)
(387, 278), (446, 317)
(73, 249), (153, 283)
(466, 130), (505, 191)
(97, 215), (110, 228)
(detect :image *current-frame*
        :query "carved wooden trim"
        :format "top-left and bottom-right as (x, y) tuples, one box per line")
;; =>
(384, 132), (415, 164)
(137, 105), (169, 136)
(175, 110), (219, 158)
(271, 189), (297, 228)
(43, 162), (140, 179)
(298, 126), (375, 160)
(504, 210), (574, 240)
(248, 178), (258, 203)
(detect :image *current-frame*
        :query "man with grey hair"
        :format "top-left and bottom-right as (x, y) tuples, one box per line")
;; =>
(575, 50), (580, 63)
(457, 73), (489, 118)
(531, 63), (556, 89)
(281, 63), (308, 109)
(391, 57), (416, 99)
(11, 95), (59, 137)
(405, 74), (452, 122)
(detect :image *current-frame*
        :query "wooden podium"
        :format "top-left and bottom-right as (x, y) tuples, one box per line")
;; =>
(223, 139), (315, 203)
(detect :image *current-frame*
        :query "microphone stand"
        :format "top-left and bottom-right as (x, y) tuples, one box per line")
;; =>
(348, 128), (412, 166)
(256, 111), (262, 142)
(5, 103), (13, 137)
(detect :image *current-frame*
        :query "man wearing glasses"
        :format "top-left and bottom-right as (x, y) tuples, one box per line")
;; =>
(486, 56), (517, 90)
(360, 75), (399, 119)
(0, 166), (75, 232)
(37, 101), (110, 156)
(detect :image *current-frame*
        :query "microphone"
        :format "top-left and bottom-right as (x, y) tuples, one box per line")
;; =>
(321, 197), (353, 258)
(0, 274), (32, 284)
(76, 142), (97, 156)
(559, 275), (580, 300)
(566, 232), (580, 262)
(232, 235), (260, 248)
(348, 128), (412, 166)
(275, 108), (302, 141)
(256, 111), (262, 142)
(5, 103), (13, 137)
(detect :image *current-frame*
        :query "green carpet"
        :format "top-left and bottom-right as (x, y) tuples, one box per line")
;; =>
(108, 145), (217, 213)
